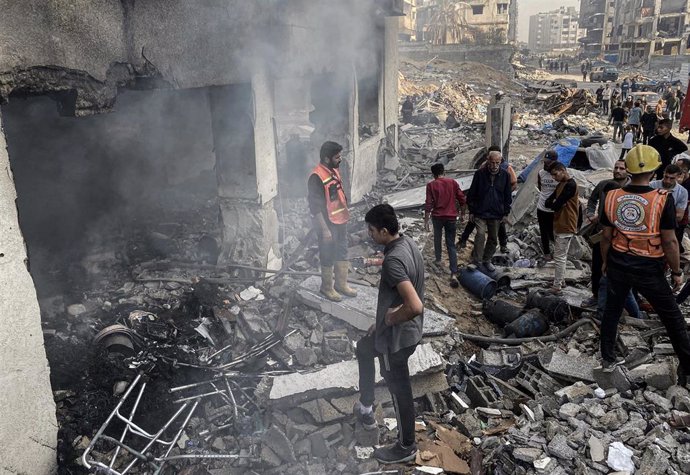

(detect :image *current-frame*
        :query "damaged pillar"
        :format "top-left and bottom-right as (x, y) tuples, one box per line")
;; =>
(485, 97), (512, 160)
(210, 69), (281, 269)
(0, 113), (57, 473)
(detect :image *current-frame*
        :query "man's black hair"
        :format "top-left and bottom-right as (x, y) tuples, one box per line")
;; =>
(488, 145), (501, 153)
(365, 204), (399, 235)
(659, 118), (673, 128)
(665, 163), (682, 175)
(544, 149), (558, 160)
(676, 158), (690, 170)
(320, 141), (343, 161)
(431, 163), (444, 177)
(550, 162), (567, 172)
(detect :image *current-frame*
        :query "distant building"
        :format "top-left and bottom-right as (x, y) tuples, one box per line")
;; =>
(414, 0), (517, 45)
(528, 7), (584, 51)
(578, 0), (616, 58)
(399, 0), (418, 41)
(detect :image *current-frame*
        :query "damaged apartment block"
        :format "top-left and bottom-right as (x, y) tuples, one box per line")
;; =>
(0, 1), (401, 473)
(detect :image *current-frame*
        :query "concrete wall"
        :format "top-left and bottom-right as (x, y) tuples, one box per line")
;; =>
(648, 54), (690, 70)
(399, 43), (515, 74)
(0, 115), (57, 474)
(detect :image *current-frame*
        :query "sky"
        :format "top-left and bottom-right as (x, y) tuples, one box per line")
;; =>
(517, 0), (580, 43)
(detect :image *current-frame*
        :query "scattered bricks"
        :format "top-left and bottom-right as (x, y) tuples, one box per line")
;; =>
(547, 433), (577, 460)
(476, 407), (502, 418)
(593, 366), (631, 393)
(557, 402), (580, 420)
(513, 447), (543, 463)
(262, 426), (296, 464)
(449, 391), (470, 414)
(554, 381), (593, 404)
(514, 363), (562, 396)
(638, 444), (670, 475)
(627, 362), (676, 390)
(643, 391), (673, 411)
(465, 376), (499, 408)
(588, 436), (605, 463)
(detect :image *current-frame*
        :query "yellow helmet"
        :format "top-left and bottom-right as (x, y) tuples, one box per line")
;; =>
(624, 144), (661, 174)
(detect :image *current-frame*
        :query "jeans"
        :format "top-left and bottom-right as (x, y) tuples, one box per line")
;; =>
(597, 276), (639, 318)
(537, 209), (555, 255)
(460, 221), (508, 248)
(473, 218), (500, 263)
(602, 100), (610, 115)
(612, 121), (624, 141)
(356, 334), (417, 446)
(317, 222), (348, 267)
(432, 217), (458, 273)
(601, 266), (690, 374)
(553, 233), (574, 287)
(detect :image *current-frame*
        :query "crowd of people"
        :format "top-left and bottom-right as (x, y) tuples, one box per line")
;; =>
(306, 132), (690, 465)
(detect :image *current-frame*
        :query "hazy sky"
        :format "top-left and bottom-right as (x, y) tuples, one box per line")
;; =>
(517, 0), (580, 42)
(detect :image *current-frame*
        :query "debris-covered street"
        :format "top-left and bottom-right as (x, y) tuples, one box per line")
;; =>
(5, 2), (690, 475)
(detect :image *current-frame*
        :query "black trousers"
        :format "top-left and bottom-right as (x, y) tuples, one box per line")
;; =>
(460, 221), (508, 248)
(676, 226), (686, 254)
(642, 130), (654, 145)
(601, 266), (690, 374)
(537, 209), (555, 255)
(317, 222), (348, 267)
(356, 334), (417, 446)
(591, 242), (603, 298)
(432, 217), (458, 273)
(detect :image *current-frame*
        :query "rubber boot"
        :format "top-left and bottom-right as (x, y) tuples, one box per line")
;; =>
(334, 261), (358, 297)
(320, 266), (342, 302)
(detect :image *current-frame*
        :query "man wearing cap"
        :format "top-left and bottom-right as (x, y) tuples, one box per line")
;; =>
(599, 144), (690, 379)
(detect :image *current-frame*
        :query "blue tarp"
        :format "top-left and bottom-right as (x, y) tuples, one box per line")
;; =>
(517, 137), (581, 182)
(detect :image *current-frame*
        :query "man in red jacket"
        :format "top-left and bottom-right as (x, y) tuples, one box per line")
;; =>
(424, 163), (466, 284)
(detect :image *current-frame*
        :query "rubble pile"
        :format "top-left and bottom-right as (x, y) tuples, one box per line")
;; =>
(539, 89), (599, 117)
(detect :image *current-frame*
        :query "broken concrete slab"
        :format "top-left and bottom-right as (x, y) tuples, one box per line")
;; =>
(593, 366), (631, 393)
(627, 361), (676, 390)
(383, 175), (473, 210)
(298, 275), (454, 335)
(506, 267), (589, 283)
(269, 342), (444, 402)
(539, 347), (596, 383)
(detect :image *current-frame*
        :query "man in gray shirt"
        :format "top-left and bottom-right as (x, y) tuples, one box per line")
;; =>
(354, 204), (424, 465)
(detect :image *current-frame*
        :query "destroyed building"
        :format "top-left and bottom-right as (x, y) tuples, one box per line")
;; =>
(0, 1), (401, 473)
(527, 7), (585, 52)
(578, 0), (617, 58)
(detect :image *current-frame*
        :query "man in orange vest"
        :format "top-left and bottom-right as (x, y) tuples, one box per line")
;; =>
(307, 141), (357, 301)
(600, 144), (690, 379)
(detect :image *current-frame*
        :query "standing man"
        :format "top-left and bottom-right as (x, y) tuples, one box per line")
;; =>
(355, 204), (424, 464)
(667, 92), (680, 120)
(536, 150), (560, 259)
(609, 102), (627, 142)
(424, 163), (466, 282)
(308, 141), (358, 302)
(401, 97), (414, 124)
(649, 118), (688, 179)
(602, 84), (612, 115)
(595, 84), (604, 108)
(545, 163), (580, 293)
(599, 144), (690, 378)
(651, 164), (689, 252)
(640, 105), (659, 145)
(466, 151), (512, 272)
(621, 78), (630, 100)
(582, 159), (631, 307)
(581, 63), (588, 82)
(628, 101), (643, 141)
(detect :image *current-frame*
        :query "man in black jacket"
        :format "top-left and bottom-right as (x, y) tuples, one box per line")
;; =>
(640, 105), (658, 145)
(649, 118), (688, 179)
(466, 151), (513, 272)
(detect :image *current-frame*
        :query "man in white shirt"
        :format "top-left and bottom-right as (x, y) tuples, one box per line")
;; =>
(651, 163), (689, 251)
(602, 84), (613, 115)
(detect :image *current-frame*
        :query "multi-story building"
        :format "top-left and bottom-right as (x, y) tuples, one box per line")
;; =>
(578, 0), (617, 58)
(400, 0), (418, 41)
(612, 0), (690, 64)
(528, 7), (584, 51)
(414, 0), (517, 45)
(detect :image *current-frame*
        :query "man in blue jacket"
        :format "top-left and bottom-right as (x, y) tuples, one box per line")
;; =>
(466, 151), (513, 272)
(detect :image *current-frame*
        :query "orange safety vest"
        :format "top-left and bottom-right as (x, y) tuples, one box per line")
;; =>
(604, 188), (669, 258)
(311, 163), (350, 224)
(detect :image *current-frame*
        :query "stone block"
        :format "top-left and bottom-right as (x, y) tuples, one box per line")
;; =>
(588, 436), (605, 463)
(547, 433), (577, 460)
(593, 366), (631, 393)
(539, 348), (596, 383)
(557, 403), (580, 420)
(262, 426), (296, 463)
(294, 347), (318, 366)
(643, 391), (672, 412)
(354, 422), (379, 447)
(554, 381), (592, 404)
(513, 447), (542, 463)
(638, 444), (669, 475)
(667, 385), (690, 411)
(627, 361), (676, 390)
(298, 399), (347, 424)
(456, 412), (482, 438)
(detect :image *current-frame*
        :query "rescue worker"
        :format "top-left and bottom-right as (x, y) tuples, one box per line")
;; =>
(307, 141), (357, 301)
(599, 144), (690, 380)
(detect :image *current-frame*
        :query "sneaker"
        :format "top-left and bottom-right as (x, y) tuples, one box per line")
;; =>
(449, 275), (459, 288)
(598, 357), (625, 373)
(581, 296), (597, 308)
(482, 261), (496, 272)
(373, 441), (418, 464)
(353, 401), (377, 430)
